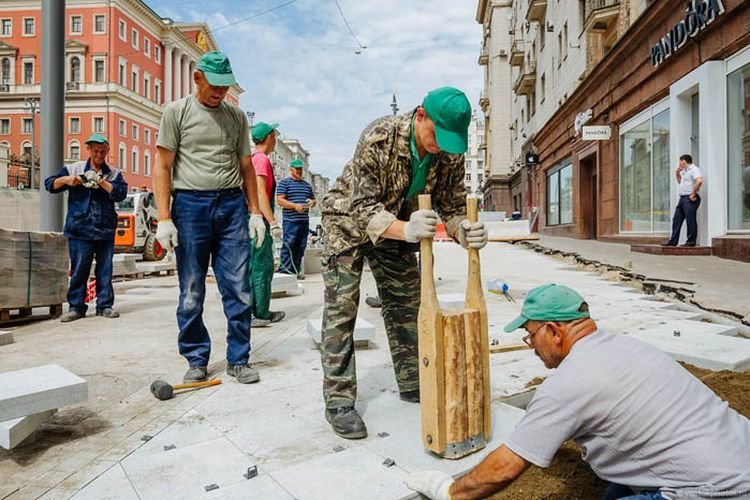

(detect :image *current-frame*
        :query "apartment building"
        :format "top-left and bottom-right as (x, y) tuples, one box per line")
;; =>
(0, 0), (242, 189)
(465, 111), (485, 206)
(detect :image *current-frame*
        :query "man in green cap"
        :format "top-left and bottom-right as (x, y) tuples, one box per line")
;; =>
(405, 283), (750, 500)
(249, 121), (285, 327)
(276, 158), (317, 279)
(154, 51), (266, 385)
(44, 134), (128, 322)
(318, 87), (488, 439)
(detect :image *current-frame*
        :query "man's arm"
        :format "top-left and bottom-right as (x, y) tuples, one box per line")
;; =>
(154, 147), (176, 221)
(256, 176), (275, 223)
(675, 166), (682, 184)
(691, 177), (703, 199)
(450, 445), (529, 499)
(46, 166), (81, 192)
(276, 194), (303, 212)
(101, 172), (128, 201)
(240, 155), (261, 214)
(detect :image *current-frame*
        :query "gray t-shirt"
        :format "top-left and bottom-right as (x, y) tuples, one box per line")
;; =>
(157, 95), (252, 191)
(505, 330), (750, 499)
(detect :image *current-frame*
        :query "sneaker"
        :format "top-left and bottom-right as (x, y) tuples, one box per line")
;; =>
(325, 406), (368, 439)
(269, 311), (286, 323)
(365, 296), (382, 308)
(399, 390), (420, 403)
(60, 310), (85, 323)
(226, 363), (260, 384)
(96, 308), (120, 318)
(183, 366), (208, 383)
(251, 317), (271, 328)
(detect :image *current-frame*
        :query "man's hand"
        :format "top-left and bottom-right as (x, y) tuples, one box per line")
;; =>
(66, 175), (83, 187)
(689, 193), (698, 202)
(404, 470), (453, 500)
(404, 209), (438, 243)
(294, 203), (306, 213)
(248, 214), (266, 248)
(155, 220), (179, 252)
(457, 220), (488, 249)
(82, 170), (102, 189)
(270, 222), (282, 239)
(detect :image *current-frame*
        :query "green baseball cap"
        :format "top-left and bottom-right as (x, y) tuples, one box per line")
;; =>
(85, 133), (109, 145)
(422, 87), (472, 154)
(251, 122), (278, 143)
(290, 159), (304, 169)
(196, 51), (237, 87)
(504, 283), (590, 332)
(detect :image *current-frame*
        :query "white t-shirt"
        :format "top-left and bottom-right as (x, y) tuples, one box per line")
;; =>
(504, 330), (750, 499)
(678, 164), (702, 196)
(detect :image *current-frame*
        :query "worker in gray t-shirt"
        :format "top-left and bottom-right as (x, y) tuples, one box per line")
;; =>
(406, 284), (750, 500)
(154, 51), (266, 386)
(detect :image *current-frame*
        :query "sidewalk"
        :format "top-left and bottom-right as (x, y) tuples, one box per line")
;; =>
(1, 242), (748, 499)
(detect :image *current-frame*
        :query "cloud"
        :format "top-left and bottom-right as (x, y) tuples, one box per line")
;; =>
(149, 0), (482, 180)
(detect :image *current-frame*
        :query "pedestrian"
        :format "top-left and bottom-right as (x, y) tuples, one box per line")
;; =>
(276, 159), (316, 279)
(153, 51), (266, 384)
(319, 87), (488, 439)
(405, 283), (750, 500)
(44, 134), (128, 322)
(663, 154), (703, 247)
(249, 121), (285, 328)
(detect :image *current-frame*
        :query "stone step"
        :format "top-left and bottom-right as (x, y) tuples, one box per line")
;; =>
(0, 364), (88, 421)
(0, 409), (56, 449)
(271, 273), (297, 295)
(0, 330), (13, 346)
(307, 317), (375, 345)
(631, 244), (712, 256)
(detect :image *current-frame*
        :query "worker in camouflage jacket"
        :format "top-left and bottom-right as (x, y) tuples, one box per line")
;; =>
(320, 87), (489, 439)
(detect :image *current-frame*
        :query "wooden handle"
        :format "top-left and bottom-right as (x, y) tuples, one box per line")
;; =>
(172, 379), (222, 391)
(418, 194), (438, 306)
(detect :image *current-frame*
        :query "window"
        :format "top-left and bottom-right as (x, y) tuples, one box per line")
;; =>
(69, 142), (80, 160)
(465, 173), (471, 182)
(131, 70), (137, 92)
(1, 57), (10, 84)
(154, 81), (161, 104)
(132, 147), (139, 173)
(22, 118), (33, 134)
(131, 28), (138, 49)
(0, 118), (9, 134)
(119, 119), (126, 136)
(727, 60), (750, 230)
(93, 117), (104, 133)
(540, 73), (546, 103)
(144, 151), (151, 176)
(144, 74), (150, 99)
(132, 124), (138, 140)
(23, 61), (33, 84)
(144, 129), (151, 145)
(23, 17), (34, 36)
(144, 38), (150, 57)
(119, 143), (126, 171)
(154, 45), (161, 63)
(547, 162), (573, 226)
(118, 60), (126, 86)
(70, 56), (81, 82)
(557, 31), (562, 66)
(118, 19), (126, 40)
(94, 59), (105, 82)
(70, 15), (82, 34)
(22, 142), (32, 156)
(94, 14), (105, 33)
(1, 19), (11, 36)
(620, 106), (670, 233)
(563, 22), (568, 60)
(69, 117), (80, 134)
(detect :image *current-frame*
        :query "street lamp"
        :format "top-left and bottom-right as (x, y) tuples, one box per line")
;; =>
(24, 97), (39, 189)
(246, 111), (255, 127)
(390, 94), (399, 116)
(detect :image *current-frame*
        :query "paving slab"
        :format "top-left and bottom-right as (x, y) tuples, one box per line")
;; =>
(0, 364), (88, 421)
(272, 273), (297, 294)
(307, 316), (375, 344)
(69, 464), (139, 500)
(0, 409), (56, 449)
(0, 330), (14, 346)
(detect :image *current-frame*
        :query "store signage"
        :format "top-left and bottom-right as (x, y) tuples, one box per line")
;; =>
(525, 152), (539, 165)
(582, 126), (611, 141)
(574, 109), (593, 135)
(651, 0), (725, 67)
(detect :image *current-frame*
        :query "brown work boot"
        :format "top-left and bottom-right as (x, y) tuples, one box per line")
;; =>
(183, 366), (208, 383)
(325, 406), (368, 439)
(226, 363), (260, 384)
(60, 310), (85, 323)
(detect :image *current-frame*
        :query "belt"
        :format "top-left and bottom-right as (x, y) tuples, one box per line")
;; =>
(174, 187), (243, 198)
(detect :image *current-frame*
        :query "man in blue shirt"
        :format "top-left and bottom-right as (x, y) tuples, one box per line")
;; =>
(276, 159), (316, 279)
(45, 134), (128, 322)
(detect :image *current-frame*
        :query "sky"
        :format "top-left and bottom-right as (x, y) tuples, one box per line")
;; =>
(149, 0), (484, 180)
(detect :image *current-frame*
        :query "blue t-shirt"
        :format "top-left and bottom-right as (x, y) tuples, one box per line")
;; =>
(277, 177), (315, 222)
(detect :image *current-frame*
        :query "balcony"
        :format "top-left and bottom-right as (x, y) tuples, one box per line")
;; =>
(66, 81), (80, 91)
(584, 0), (620, 33)
(525, 0), (547, 23)
(478, 46), (489, 66)
(479, 90), (490, 111)
(510, 38), (524, 66)
(513, 60), (536, 96)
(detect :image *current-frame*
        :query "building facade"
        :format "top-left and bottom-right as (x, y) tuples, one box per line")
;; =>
(465, 111), (485, 207)
(527, 0), (750, 261)
(0, 0), (241, 190)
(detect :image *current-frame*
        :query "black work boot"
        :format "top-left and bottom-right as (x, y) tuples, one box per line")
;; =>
(325, 406), (368, 439)
(399, 390), (420, 403)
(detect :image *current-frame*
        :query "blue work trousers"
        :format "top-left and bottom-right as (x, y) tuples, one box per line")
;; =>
(279, 218), (309, 275)
(603, 483), (664, 500)
(667, 194), (701, 246)
(67, 238), (114, 313)
(172, 189), (252, 367)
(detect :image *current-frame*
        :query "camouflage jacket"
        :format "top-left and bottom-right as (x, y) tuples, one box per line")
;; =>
(322, 110), (467, 258)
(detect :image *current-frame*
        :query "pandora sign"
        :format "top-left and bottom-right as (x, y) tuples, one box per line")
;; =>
(650, 0), (725, 67)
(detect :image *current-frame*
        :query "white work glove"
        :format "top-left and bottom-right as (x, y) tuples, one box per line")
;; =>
(270, 222), (282, 239)
(155, 220), (179, 252)
(82, 170), (102, 189)
(248, 214), (266, 248)
(404, 470), (454, 500)
(404, 209), (438, 243)
(457, 220), (488, 249)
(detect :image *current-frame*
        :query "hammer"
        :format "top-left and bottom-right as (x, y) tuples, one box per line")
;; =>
(150, 379), (221, 401)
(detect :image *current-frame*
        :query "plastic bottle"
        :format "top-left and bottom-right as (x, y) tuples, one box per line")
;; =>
(486, 278), (509, 295)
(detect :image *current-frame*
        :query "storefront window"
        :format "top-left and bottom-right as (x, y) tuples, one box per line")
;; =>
(546, 162), (572, 226)
(727, 62), (750, 231)
(620, 108), (670, 233)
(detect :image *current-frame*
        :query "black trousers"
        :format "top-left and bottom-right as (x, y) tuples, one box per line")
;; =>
(668, 194), (701, 246)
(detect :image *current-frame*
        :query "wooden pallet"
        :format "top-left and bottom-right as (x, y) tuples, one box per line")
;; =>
(0, 304), (63, 324)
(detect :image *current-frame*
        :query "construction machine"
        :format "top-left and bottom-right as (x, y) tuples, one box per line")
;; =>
(115, 190), (165, 261)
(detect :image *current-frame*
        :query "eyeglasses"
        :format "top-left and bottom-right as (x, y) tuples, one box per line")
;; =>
(522, 323), (547, 347)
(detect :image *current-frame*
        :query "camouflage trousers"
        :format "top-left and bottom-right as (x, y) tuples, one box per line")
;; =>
(321, 241), (420, 409)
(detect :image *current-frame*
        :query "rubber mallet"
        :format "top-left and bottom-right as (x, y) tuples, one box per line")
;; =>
(150, 378), (221, 401)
